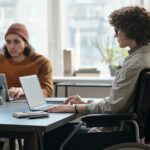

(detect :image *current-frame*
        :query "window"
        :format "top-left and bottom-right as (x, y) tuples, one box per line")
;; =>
(0, 0), (48, 56)
(0, 0), (146, 77)
(62, 0), (143, 76)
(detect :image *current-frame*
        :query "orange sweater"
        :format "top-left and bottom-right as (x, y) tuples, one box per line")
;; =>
(0, 52), (53, 97)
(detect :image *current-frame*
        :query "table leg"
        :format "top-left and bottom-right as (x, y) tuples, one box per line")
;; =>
(55, 84), (58, 97)
(23, 132), (39, 150)
(9, 138), (15, 150)
(65, 85), (68, 97)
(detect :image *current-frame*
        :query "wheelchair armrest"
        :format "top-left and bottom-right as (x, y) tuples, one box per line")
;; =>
(81, 113), (137, 127)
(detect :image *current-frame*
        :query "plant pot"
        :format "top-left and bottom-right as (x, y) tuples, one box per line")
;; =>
(109, 66), (118, 76)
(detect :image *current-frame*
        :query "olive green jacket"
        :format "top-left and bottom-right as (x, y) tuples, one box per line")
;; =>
(85, 44), (150, 114)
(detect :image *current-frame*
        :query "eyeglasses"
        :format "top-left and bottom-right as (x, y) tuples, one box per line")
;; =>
(114, 28), (119, 36)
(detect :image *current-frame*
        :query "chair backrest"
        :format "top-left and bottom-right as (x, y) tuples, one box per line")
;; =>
(104, 142), (150, 150)
(133, 68), (150, 142)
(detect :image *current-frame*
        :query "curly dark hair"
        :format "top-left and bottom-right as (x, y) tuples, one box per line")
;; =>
(109, 6), (150, 45)
(3, 43), (34, 58)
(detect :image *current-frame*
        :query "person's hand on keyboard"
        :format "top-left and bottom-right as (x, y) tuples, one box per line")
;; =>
(46, 101), (86, 113)
(8, 87), (25, 99)
(64, 95), (87, 105)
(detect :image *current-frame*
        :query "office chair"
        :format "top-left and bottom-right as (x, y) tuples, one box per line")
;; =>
(60, 68), (150, 150)
(104, 142), (150, 150)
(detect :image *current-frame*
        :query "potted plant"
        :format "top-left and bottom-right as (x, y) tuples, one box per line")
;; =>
(93, 37), (128, 76)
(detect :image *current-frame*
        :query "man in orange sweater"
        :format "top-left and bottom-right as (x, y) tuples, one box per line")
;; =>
(0, 23), (53, 99)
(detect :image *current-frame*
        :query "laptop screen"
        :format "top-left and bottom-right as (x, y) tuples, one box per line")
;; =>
(19, 75), (47, 110)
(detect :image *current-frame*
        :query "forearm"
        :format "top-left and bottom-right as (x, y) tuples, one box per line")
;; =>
(74, 104), (86, 114)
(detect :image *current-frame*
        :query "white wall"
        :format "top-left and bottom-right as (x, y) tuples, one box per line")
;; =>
(47, 0), (64, 76)
(15, 0), (48, 56)
(144, 0), (150, 10)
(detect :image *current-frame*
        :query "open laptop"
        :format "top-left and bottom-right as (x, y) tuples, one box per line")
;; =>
(19, 75), (59, 111)
(0, 74), (11, 102)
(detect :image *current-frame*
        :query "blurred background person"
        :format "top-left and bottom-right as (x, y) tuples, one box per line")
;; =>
(0, 23), (53, 99)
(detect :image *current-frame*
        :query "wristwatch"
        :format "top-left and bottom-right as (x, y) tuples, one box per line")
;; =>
(87, 100), (94, 103)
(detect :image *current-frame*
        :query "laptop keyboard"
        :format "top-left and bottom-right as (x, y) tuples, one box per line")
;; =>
(36, 104), (56, 111)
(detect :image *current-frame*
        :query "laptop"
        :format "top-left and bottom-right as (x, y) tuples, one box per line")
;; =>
(19, 75), (59, 111)
(0, 74), (11, 102)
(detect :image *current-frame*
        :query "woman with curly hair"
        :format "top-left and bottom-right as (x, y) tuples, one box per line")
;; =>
(44, 6), (150, 150)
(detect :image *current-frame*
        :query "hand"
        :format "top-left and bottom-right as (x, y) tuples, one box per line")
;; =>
(46, 104), (75, 113)
(8, 87), (25, 99)
(64, 95), (87, 105)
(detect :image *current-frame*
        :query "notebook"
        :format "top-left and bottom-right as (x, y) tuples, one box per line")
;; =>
(0, 74), (11, 102)
(13, 111), (49, 118)
(19, 75), (58, 111)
